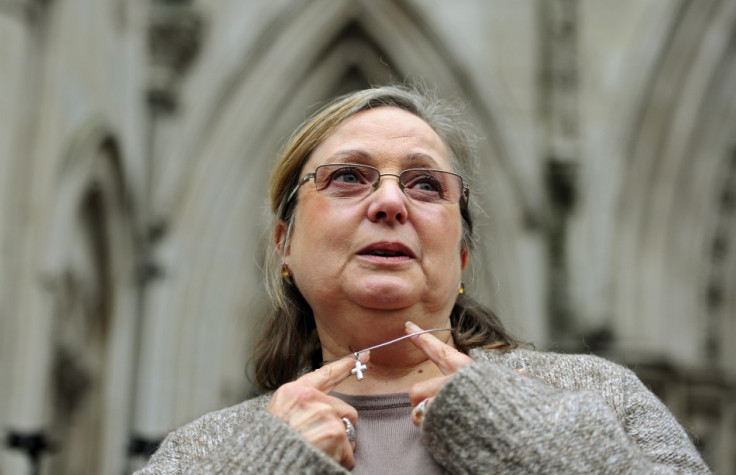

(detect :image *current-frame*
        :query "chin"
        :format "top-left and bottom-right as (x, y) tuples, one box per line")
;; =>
(352, 279), (418, 309)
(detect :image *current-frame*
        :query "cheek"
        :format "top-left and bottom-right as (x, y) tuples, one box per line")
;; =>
(418, 210), (465, 267)
(288, 200), (353, 268)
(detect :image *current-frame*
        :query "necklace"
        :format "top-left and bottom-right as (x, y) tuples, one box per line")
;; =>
(322, 328), (452, 381)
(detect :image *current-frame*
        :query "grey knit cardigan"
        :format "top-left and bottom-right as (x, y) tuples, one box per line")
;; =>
(135, 348), (710, 474)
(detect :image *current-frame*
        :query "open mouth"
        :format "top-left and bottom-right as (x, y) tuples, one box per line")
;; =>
(358, 242), (415, 259)
(365, 249), (407, 257)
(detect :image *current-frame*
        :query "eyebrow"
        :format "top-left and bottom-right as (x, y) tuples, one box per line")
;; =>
(404, 152), (441, 169)
(326, 150), (442, 169)
(327, 150), (372, 165)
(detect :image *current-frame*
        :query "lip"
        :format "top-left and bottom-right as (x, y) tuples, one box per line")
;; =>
(357, 241), (416, 259)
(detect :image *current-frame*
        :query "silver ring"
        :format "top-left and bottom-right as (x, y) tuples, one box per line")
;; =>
(415, 398), (430, 422)
(342, 417), (356, 444)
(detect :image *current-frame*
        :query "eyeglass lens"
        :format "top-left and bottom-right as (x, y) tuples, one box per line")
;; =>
(313, 164), (464, 203)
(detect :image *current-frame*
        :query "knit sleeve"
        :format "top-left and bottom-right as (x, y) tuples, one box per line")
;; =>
(420, 359), (711, 474)
(133, 402), (350, 474)
(619, 364), (710, 472)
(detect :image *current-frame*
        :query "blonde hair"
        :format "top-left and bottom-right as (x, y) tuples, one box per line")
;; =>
(253, 85), (515, 391)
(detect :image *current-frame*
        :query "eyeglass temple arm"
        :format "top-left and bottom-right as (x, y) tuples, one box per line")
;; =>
(285, 172), (316, 204)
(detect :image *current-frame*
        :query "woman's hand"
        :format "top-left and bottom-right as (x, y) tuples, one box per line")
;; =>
(266, 354), (369, 469)
(405, 321), (473, 425)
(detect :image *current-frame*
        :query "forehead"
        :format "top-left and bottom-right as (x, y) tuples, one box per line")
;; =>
(305, 106), (450, 170)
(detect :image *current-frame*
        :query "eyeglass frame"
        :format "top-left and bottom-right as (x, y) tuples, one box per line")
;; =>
(284, 163), (470, 210)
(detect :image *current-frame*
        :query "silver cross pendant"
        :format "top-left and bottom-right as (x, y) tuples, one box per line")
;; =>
(351, 354), (367, 381)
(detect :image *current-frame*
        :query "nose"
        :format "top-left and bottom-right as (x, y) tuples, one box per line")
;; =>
(366, 174), (408, 224)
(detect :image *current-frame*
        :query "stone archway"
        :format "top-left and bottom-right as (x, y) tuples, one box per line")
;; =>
(41, 123), (138, 475)
(613, 0), (736, 364)
(610, 1), (736, 471)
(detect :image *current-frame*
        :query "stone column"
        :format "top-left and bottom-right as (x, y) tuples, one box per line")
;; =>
(129, 0), (203, 466)
(539, 0), (580, 346)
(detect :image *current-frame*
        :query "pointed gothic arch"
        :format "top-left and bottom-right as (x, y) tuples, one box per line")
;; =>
(613, 0), (736, 365)
(39, 121), (139, 475)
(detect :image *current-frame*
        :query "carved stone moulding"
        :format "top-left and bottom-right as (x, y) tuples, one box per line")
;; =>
(147, 0), (204, 112)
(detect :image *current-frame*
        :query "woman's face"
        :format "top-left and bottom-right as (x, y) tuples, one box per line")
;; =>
(278, 106), (469, 326)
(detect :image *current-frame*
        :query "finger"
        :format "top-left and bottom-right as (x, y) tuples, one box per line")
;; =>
(293, 396), (358, 427)
(337, 423), (356, 470)
(287, 401), (357, 440)
(408, 376), (450, 407)
(340, 439), (356, 469)
(267, 377), (359, 426)
(297, 411), (356, 469)
(405, 321), (472, 375)
(410, 397), (433, 426)
(298, 352), (370, 393)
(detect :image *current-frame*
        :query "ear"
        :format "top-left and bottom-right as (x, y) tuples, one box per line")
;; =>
(274, 219), (290, 258)
(460, 245), (470, 271)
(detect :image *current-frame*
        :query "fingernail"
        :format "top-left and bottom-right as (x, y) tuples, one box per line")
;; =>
(412, 397), (431, 425)
(405, 321), (421, 332)
(359, 350), (370, 363)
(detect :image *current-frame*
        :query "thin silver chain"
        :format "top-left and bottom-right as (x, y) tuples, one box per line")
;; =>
(321, 328), (452, 365)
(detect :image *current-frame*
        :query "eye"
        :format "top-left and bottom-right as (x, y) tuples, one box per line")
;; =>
(410, 178), (441, 192)
(403, 172), (444, 195)
(318, 165), (377, 197)
(330, 167), (370, 185)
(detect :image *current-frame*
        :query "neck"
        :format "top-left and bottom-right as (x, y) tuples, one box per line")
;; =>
(333, 355), (445, 395)
(319, 324), (455, 395)
(322, 327), (452, 363)
(315, 300), (453, 353)
(311, 301), (456, 394)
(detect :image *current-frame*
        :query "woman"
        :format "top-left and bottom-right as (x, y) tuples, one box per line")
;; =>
(136, 85), (710, 473)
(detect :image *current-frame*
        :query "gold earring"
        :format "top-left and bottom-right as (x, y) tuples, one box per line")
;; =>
(458, 282), (465, 294)
(281, 263), (291, 278)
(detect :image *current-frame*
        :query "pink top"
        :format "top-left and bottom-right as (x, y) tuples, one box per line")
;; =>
(332, 392), (443, 474)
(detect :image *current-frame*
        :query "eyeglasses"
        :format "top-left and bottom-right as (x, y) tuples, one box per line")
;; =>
(286, 163), (470, 206)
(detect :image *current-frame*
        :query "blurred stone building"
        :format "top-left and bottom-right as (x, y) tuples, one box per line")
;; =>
(0, 0), (734, 473)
